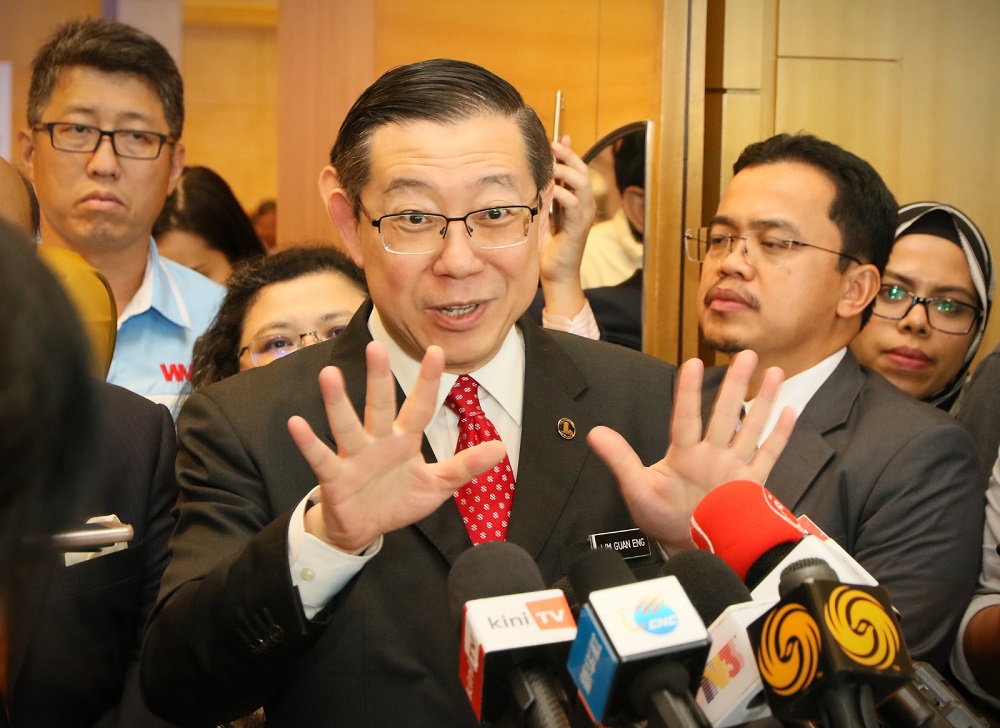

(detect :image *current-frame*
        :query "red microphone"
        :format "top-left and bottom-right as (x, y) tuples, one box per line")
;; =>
(689, 481), (805, 583)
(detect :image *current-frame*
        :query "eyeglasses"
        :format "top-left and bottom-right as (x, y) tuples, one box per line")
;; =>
(239, 326), (346, 367)
(872, 284), (980, 335)
(683, 227), (863, 267)
(364, 195), (541, 255)
(32, 122), (175, 160)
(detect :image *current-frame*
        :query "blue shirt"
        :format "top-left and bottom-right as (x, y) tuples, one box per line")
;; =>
(107, 241), (224, 416)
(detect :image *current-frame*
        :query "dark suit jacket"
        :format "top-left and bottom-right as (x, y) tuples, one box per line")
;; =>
(141, 304), (677, 727)
(955, 343), (1000, 485)
(703, 351), (984, 670)
(6, 382), (178, 727)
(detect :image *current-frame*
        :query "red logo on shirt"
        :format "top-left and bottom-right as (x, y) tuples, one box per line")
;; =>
(160, 363), (192, 382)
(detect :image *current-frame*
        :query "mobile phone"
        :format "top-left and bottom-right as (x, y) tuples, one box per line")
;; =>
(552, 89), (564, 143)
(50, 521), (134, 551)
(551, 90), (565, 231)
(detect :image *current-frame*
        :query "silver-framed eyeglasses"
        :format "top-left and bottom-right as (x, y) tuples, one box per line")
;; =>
(872, 284), (980, 335)
(32, 121), (175, 160)
(239, 327), (346, 368)
(683, 227), (863, 267)
(365, 194), (541, 255)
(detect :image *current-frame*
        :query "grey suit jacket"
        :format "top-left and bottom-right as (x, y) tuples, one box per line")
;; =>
(141, 303), (676, 727)
(703, 350), (984, 670)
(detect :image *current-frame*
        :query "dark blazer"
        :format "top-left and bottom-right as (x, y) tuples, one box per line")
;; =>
(955, 343), (1000, 485)
(703, 351), (984, 670)
(140, 303), (676, 727)
(6, 382), (178, 727)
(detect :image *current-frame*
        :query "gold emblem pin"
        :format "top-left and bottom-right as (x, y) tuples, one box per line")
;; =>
(557, 418), (576, 440)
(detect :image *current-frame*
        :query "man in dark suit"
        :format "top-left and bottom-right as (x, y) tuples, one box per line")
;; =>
(7, 383), (178, 728)
(140, 59), (793, 726)
(0, 156), (178, 727)
(688, 133), (983, 669)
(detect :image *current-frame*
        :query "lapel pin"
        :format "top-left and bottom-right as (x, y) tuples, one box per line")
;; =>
(556, 418), (576, 440)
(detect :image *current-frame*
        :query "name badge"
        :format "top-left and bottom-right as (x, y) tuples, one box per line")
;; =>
(588, 528), (652, 560)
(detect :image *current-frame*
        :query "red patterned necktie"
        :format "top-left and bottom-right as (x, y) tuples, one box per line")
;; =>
(445, 375), (515, 544)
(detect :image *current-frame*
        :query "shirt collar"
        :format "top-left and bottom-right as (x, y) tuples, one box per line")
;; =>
(368, 307), (525, 426)
(747, 347), (846, 444)
(118, 239), (193, 330)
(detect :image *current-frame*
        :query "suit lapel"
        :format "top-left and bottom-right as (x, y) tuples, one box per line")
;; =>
(505, 320), (591, 560)
(761, 353), (863, 510)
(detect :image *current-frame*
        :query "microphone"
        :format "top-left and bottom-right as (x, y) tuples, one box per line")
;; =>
(747, 558), (913, 728)
(565, 548), (712, 727)
(690, 480), (877, 600)
(448, 541), (576, 728)
(691, 481), (974, 728)
(654, 551), (774, 728)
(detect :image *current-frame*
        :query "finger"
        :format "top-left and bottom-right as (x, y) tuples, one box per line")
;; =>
(588, 425), (648, 493)
(747, 405), (796, 482)
(363, 341), (397, 437)
(704, 349), (757, 445)
(433, 440), (508, 491)
(395, 345), (445, 434)
(288, 414), (340, 482)
(317, 365), (368, 455)
(728, 364), (784, 460)
(670, 358), (706, 448)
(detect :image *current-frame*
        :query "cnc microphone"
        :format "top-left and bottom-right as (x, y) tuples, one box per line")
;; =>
(748, 558), (913, 728)
(565, 547), (712, 728)
(448, 541), (576, 728)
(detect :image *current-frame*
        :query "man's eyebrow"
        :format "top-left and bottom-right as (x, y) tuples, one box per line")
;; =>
(707, 215), (803, 236)
(57, 106), (159, 127)
(383, 178), (432, 196)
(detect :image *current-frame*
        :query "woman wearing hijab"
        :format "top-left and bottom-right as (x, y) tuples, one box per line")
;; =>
(851, 201), (994, 411)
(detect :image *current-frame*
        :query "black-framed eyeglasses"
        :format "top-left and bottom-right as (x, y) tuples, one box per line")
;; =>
(872, 284), (980, 335)
(239, 327), (345, 367)
(683, 227), (863, 267)
(364, 194), (541, 255)
(32, 122), (175, 160)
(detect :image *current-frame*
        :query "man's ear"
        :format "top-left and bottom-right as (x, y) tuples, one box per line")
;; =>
(18, 129), (36, 179)
(837, 263), (880, 320)
(620, 185), (646, 236)
(319, 165), (364, 268)
(166, 142), (185, 194)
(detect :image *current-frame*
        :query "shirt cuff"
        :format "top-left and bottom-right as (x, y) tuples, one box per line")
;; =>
(287, 486), (383, 620)
(541, 298), (600, 340)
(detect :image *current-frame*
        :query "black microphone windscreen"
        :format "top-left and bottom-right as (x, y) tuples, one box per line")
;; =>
(744, 540), (797, 591)
(659, 549), (752, 625)
(549, 574), (580, 616)
(568, 547), (636, 605)
(447, 541), (545, 626)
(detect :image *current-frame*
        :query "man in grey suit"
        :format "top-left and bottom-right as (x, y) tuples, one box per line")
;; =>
(682, 133), (983, 669)
(140, 59), (793, 726)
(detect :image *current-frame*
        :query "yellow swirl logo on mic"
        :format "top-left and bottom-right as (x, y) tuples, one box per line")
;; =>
(756, 603), (821, 696)
(823, 586), (899, 668)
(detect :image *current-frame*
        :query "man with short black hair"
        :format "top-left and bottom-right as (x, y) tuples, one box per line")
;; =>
(19, 18), (223, 411)
(141, 59), (792, 726)
(684, 132), (983, 668)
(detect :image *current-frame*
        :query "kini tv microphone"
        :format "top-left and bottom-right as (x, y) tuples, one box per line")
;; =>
(748, 558), (914, 728)
(448, 541), (576, 728)
(565, 548), (712, 728)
